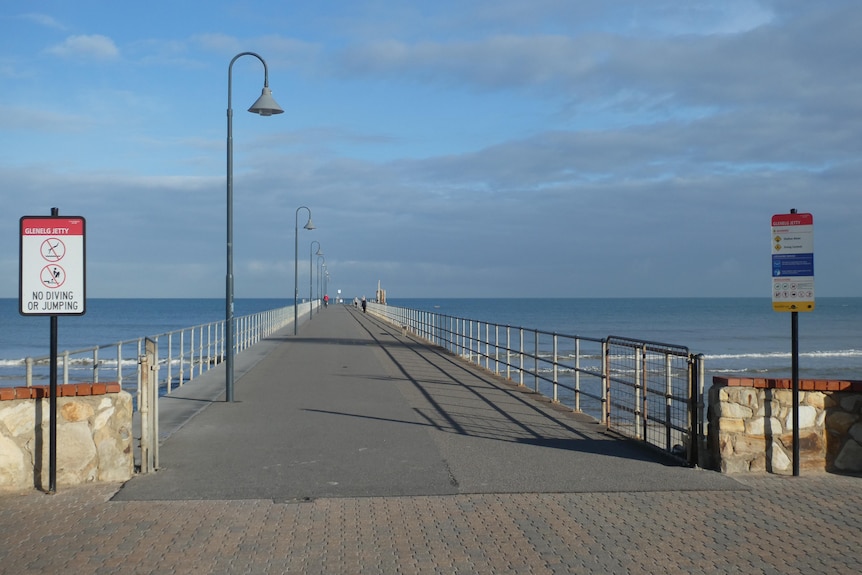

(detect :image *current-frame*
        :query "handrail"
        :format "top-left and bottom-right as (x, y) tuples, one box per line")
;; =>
(367, 301), (704, 466)
(17, 303), (315, 400)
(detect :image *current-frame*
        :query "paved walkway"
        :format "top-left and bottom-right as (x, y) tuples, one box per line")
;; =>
(2, 305), (860, 574)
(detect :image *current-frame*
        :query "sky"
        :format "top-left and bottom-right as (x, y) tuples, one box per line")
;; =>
(2, 0), (861, 301)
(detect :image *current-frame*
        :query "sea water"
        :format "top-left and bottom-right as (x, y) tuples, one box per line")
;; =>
(0, 298), (287, 387)
(389, 297), (862, 382)
(1, 297), (860, 386)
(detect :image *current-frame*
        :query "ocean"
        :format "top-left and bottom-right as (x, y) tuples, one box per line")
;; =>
(1, 297), (860, 387)
(0, 298), (288, 387)
(387, 297), (862, 382)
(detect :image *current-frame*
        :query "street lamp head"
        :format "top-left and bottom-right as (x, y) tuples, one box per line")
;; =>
(304, 217), (316, 231)
(248, 87), (284, 116)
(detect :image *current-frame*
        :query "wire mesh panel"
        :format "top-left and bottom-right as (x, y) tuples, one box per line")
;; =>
(606, 336), (694, 462)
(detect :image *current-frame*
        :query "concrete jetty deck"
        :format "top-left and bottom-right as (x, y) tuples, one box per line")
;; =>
(2, 304), (860, 574)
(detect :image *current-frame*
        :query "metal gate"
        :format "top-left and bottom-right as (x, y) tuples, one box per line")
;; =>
(605, 336), (704, 466)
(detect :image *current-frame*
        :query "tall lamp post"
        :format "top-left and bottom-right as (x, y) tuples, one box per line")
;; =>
(310, 241), (322, 318)
(294, 206), (315, 334)
(226, 52), (283, 403)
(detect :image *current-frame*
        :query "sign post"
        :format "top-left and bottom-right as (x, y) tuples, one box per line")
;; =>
(771, 209), (813, 477)
(19, 209), (86, 493)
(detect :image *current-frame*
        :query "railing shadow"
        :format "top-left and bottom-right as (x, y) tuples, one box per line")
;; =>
(348, 307), (688, 467)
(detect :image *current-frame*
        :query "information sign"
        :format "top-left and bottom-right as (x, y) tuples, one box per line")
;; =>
(19, 216), (86, 315)
(771, 212), (814, 312)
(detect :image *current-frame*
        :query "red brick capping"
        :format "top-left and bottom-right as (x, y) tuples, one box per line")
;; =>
(0, 382), (121, 401)
(713, 376), (862, 392)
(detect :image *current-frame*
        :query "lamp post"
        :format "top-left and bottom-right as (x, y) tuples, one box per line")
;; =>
(226, 51), (283, 403)
(294, 206), (315, 334)
(310, 241), (322, 318)
(317, 255), (326, 303)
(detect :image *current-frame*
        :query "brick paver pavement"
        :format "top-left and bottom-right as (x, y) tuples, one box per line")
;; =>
(1, 473), (861, 574)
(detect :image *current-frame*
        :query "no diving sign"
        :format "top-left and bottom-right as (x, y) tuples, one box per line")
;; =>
(19, 215), (86, 315)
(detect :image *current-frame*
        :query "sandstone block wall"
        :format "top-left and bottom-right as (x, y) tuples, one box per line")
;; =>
(708, 377), (862, 474)
(0, 383), (133, 491)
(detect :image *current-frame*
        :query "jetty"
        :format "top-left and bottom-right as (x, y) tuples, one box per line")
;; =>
(2, 304), (860, 574)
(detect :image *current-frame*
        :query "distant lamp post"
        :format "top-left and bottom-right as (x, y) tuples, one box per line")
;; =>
(225, 51), (283, 403)
(317, 256), (326, 302)
(294, 206), (315, 334)
(310, 241), (322, 318)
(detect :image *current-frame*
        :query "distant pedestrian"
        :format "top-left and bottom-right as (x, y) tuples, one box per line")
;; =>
(323, 294), (329, 308)
(361, 296), (367, 313)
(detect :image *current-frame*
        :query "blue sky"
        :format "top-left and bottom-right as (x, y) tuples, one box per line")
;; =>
(2, 0), (860, 300)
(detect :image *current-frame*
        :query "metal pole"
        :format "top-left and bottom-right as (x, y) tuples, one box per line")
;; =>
(294, 206), (313, 334)
(294, 210), (299, 333)
(225, 51), (281, 402)
(310, 241), (320, 320)
(226, 57), (235, 403)
(317, 255), (325, 303)
(48, 206), (59, 494)
(692, 353), (705, 467)
(792, 310), (800, 476)
(49, 314), (57, 493)
(789, 207), (800, 477)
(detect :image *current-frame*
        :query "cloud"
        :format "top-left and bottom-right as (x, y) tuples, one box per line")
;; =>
(0, 106), (92, 132)
(333, 35), (594, 90)
(46, 34), (120, 61)
(19, 13), (67, 30)
(192, 33), (243, 55)
(328, 2), (861, 120)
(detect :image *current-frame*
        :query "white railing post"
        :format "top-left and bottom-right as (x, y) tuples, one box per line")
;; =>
(519, 328), (524, 387)
(207, 323), (213, 374)
(533, 331), (539, 393)
(117, 342), (123, 388)
(167, 333), (173, 394)
(495, 325), (500, 375)
(136, 338), (143, 412)
(506, 326), (511, 380)
(552, 334), (558, 403)
(484, 322), (489, 370)
(666, 354), (673, 452)
(602, 339), (609, 426)
(180, 330), (186, 386)
(574, 338), (581, 412)
(635, 345), (644, 439)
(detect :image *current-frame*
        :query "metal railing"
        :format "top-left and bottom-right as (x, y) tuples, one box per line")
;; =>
(368, 302), (705, 466)
(18, 303), (314, 403)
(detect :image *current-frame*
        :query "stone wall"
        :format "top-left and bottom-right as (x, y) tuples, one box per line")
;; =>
(708, 377), (862, 474)
(0, 383), (133, 491)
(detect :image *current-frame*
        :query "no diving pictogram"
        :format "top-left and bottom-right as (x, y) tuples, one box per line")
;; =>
(41, 238), (66, 262)
(41, 264), (66, 288)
